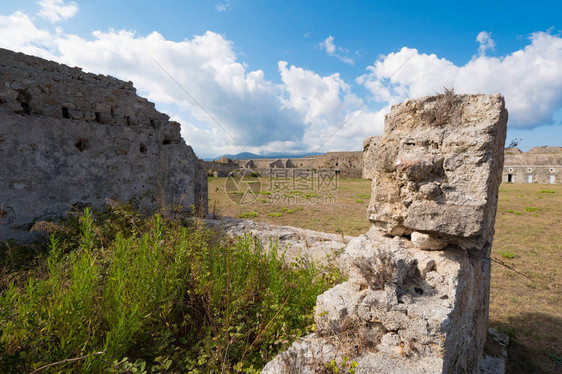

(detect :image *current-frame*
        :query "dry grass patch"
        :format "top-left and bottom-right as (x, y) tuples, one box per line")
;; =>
(208, 177), (371, 236)
(491, 183), (561, 373)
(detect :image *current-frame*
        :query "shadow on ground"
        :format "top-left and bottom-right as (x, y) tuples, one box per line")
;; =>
(490, 312), (561, 373)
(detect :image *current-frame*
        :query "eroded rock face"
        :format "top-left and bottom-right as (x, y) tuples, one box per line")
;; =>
(0, 48), (207, 241)
(367, 94), (507, 250)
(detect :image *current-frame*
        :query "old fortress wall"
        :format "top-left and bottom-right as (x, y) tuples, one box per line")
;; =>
(0, 48), (207, 241)
(502, 146), (562, 184)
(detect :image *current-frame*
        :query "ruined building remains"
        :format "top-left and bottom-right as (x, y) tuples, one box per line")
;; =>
(502, 146), (561, 184)
(200, 151), (363, 178)
(0, 48), (207, 241)
(261, 93), (508, 373)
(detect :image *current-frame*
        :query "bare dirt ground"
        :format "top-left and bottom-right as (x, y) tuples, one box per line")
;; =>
(208, 177), (561, 373)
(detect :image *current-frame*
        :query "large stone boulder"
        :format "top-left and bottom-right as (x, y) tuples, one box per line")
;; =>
(0, 48), (207, 241)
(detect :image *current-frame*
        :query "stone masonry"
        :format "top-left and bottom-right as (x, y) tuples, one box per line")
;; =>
(261, 93), (508, 373)
(0, 48), (207, 241)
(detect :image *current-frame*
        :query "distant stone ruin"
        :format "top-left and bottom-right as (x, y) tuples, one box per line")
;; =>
(261, 93), (508, 373)
(503, 146), (561, 184)
(0, 48), (207, 241)
(200, 151), (364, 178)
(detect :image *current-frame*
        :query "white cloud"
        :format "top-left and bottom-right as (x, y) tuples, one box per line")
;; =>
(279, 61), (383, 151)
(359, 31), (562, 128)
(319, 35), (354, 65)
(0, 11), (55, 57)
(476, 31), (496, 56)
(37, 0), (78, 23)
(215, 1), (232, 12)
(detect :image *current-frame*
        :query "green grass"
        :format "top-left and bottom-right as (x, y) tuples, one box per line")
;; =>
(524, 207), (541, 212)
(0, 205), (343, 373)
(498, 250), (516, 259)
(239, 211), (258, 218)
(268, 212), (283, 217)
(507, 209), (523, 215)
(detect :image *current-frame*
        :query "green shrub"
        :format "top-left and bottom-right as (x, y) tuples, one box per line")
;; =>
(0, 205), (344, 373)
(268, 212), (283, 217)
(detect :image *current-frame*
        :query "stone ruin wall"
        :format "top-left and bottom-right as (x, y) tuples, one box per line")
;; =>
(0, 48), (207, 241)
(261, 93), (508, 373)
(200, 151), (364, 179)
(502, 146), (562, 184)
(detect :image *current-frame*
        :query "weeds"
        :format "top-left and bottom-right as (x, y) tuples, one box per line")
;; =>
(0, 204), (342, 373)
(421, 85), (459, 126)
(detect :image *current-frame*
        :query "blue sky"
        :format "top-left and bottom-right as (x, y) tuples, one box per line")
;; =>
(1, 1), (561, 158)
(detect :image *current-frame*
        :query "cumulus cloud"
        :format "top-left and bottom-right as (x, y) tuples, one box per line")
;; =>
(279, 61), (383, 151)
(476, 31), (496, 56)
(319, 35), (354, 65)
(359, 31), (562, 128)
(37, 0), (78, 23)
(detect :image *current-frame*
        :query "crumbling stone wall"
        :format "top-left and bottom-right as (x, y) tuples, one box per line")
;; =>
(0, 48), (207, 241)
(262, 93), (507, 374)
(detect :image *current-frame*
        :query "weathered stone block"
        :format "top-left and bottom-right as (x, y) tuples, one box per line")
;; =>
(366, 93), (507, 250)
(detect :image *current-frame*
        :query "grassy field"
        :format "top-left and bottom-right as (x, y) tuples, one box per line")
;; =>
(209, 177), (562, 373)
